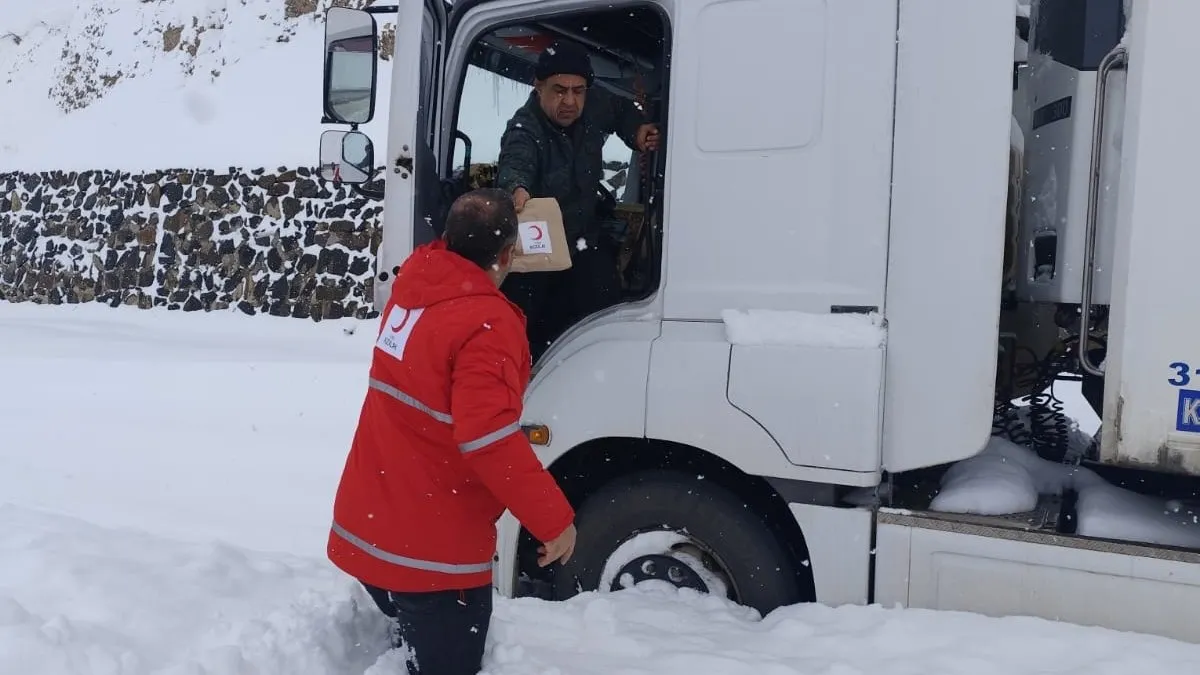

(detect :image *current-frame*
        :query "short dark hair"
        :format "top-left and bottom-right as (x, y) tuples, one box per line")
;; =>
(442, 188), (519, 269)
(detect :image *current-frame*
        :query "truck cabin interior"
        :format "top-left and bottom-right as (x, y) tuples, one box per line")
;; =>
(444, 5), (670, 307)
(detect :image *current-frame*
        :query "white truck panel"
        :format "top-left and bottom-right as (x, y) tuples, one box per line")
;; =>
(647, 321), (879, 487)
(523, 318), (659, 456)
(660, 0), (894, 320)
(646, 322), (789, 475)
(374, 0), (439, 309)
(788, 503), (873, 607)
(1102, 0), (1200, 473)
(729, 343), (882, 473)
(494, 510), (520, 596)
(881, 0), (1015, 473)
(875, 510), (1200, 644)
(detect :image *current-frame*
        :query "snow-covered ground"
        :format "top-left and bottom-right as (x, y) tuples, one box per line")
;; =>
(4, 300), (1200, 674)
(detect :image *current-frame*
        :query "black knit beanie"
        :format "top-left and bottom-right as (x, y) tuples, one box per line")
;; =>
(534, 40), (594, 86)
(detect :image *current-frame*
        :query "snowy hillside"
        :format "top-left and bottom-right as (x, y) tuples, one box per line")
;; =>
(1, 0), (627, 174)
(1, 0), (391, 171)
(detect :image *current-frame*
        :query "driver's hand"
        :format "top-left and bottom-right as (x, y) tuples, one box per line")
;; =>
(513, 187), (531, 212)
(636, 124), (661, 153)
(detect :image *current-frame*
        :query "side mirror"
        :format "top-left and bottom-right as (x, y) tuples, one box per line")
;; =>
(319, 129), (376, 184)
(323, 7), (378, 125)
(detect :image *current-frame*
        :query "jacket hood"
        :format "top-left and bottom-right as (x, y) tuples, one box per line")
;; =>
(390, 240), (510, 310)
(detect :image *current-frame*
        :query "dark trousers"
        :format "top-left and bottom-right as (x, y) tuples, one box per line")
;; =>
(501, 234), (622, 362)
(362, 583), (493, 675)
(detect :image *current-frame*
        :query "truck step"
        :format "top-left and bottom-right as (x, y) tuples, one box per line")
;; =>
(891, 493), (1070, 536)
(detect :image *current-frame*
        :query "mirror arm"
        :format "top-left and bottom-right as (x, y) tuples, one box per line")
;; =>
(351, 182), (386, 200)
(349, 166), (385, 201)
(364, 5), (399, 15)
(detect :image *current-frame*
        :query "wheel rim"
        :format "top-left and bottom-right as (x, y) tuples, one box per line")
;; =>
(597, 529), (739, 602)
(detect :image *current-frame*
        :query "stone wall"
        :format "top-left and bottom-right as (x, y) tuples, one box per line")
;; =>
(0, 167), (382, 320)
(0, 157), (634, 321)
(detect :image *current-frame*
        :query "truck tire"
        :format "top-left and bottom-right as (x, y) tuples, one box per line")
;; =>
(553, 469), (808, 617)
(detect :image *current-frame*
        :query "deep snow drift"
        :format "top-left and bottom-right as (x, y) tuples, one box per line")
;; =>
(0, 301), (372, 556)
(5, 502), (1200, 675)
(3, 301), (1200, 674)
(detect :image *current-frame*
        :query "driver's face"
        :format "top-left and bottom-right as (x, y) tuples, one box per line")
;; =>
(536, 74), (588, 127)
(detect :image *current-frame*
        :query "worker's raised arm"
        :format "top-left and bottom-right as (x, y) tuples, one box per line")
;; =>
(449, 321), (575, 544)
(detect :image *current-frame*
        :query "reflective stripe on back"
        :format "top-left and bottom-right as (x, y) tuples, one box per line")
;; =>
(367, 377), (453, 424)
(331, 521), (493, 575)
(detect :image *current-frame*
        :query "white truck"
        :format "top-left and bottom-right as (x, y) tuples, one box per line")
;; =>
(317, 0), (1200, 643)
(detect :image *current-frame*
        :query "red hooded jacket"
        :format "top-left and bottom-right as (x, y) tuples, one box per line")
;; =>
(327, 240), (574, 592)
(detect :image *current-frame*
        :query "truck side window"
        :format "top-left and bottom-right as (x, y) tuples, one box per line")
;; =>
(445, 7), (671, 358)
(452, 66), (632, 199)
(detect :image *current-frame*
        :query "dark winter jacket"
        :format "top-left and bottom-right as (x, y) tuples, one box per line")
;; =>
(496, 89), (647, 244)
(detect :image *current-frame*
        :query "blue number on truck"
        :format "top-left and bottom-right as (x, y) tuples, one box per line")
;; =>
(1169, 362), (1192, 387)
(1178, 390), (1200, 433)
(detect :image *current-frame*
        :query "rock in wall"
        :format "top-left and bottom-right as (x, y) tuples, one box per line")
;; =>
(0, 167), (381, 320)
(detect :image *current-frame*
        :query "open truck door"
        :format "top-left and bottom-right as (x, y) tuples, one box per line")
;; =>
(319, 2), (449, 311)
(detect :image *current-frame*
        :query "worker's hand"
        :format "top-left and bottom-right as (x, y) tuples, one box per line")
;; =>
(537, 523), (577, 567)
(636, 123), (661, 153)
(513, 187), (531, 213)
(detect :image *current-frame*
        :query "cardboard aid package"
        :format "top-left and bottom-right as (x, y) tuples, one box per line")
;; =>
(511, 197), (572, 273)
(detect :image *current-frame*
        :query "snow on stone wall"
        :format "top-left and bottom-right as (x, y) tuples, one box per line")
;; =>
(1, 167), (380, 320)
(0, 157), (634, 320)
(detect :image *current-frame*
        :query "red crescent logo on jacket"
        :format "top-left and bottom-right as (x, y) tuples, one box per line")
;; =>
(530, 225), (544, 241)
(389, 308), (413, 333)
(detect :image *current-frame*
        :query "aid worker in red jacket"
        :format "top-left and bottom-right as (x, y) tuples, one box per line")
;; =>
(327, 187), (577, 675)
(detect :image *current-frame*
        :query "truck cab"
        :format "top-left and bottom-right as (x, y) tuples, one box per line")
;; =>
(318, 0), (1200, 642)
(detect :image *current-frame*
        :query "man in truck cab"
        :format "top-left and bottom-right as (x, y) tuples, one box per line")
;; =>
(496, 39), (661, 360)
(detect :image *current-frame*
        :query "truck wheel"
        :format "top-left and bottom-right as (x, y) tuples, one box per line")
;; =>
(553, 469), (807, 617)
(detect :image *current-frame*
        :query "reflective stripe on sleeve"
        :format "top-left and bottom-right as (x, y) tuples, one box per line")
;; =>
(367, 377), (453, 424)
(330, 521), (493, 575)
(458, 421), (522, 454)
